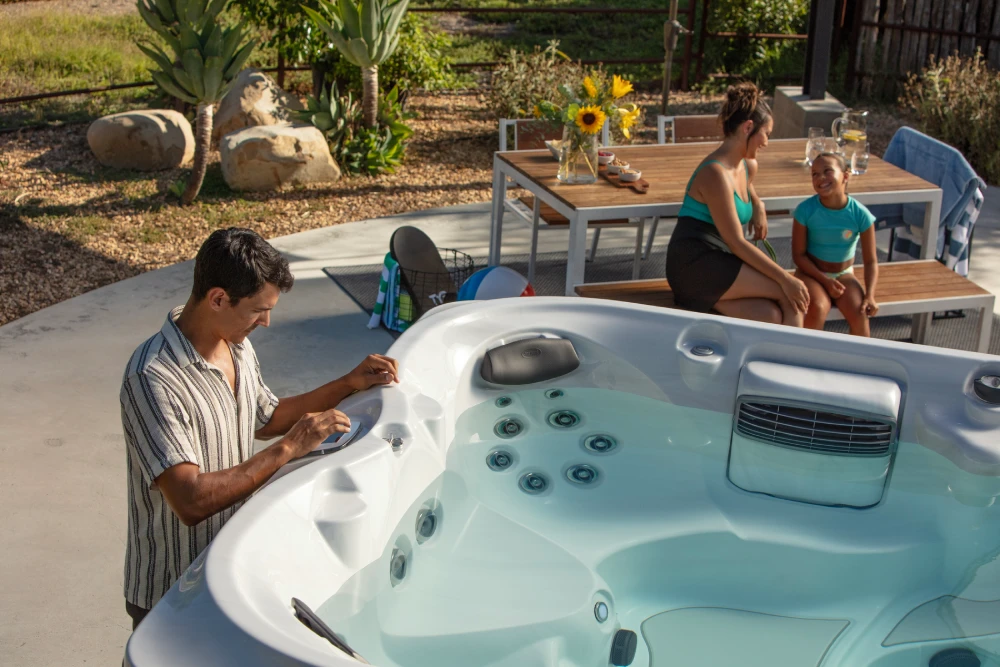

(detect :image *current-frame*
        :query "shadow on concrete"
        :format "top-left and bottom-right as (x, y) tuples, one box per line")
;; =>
(0, 212), (139, 325)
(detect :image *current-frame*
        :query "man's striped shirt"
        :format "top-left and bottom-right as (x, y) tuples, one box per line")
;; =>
(120, 306), (278, 609)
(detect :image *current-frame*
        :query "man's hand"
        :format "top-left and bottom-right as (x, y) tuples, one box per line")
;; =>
(156, 410), (349, 527)
(345, 354), (400, 392)
(282, 409), (352, 459)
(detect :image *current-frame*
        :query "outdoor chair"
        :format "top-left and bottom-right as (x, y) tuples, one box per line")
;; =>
(868, 127), (986, 320)
(389, 226), (475, 320)
(869, 127), (984, 274)
(656, 114), (724, 145)
(499, 118), (645, 282)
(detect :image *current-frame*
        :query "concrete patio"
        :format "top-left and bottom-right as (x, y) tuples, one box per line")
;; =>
(1, 190), (998, 666)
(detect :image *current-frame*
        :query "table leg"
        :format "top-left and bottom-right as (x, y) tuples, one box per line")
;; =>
(977, 297), (995, 354)
(913, 191), (943, 342)
(489, 158), (507, 267)
(632, 218), (645, 280)
(565, 212), (588, 296)
(920, 190), (942, 260)
(911, 312), (929, 345)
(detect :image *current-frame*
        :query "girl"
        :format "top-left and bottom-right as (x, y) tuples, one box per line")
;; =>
(792, 152), (879, 336)
(666, 82), (809, 326)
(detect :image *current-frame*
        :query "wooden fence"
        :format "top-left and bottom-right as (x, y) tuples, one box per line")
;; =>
(849, 0), (1000, 96)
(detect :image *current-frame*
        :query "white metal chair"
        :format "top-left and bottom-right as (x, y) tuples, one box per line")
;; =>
(499, 118), (644, 282)
(655, 114), (724, 145)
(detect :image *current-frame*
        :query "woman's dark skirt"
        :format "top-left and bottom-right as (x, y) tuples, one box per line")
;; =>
(665, 216), (745, 312)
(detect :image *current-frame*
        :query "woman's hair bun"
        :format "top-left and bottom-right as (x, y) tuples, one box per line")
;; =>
(717, 81), (771, 139)
(721, 82), (759, 123)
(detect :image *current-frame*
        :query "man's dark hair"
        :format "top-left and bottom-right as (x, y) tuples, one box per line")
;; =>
(192, 228), (294, 304)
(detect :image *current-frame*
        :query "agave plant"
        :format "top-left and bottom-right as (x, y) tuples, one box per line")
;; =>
(292, 82), (356, 148)
(136, 0), (256, 204)
(303, 0), (410, 128)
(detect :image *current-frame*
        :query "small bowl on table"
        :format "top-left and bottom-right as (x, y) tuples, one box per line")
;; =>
(618, 168), (642, 182)
(607, 159), (630, 175)
(598, 150), (615, 166)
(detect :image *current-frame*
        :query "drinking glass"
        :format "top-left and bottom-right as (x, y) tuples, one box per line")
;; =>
(851, 141), (870, 175)
(808, 137), (839, 166)
(805, 127), (825, 164)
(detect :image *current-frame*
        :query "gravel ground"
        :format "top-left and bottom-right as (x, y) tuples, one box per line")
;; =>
(0, 0), (134, 17)
(0, 91), (498, 325)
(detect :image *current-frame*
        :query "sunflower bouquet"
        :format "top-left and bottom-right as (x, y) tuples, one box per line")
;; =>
(534, 72), (641, 183)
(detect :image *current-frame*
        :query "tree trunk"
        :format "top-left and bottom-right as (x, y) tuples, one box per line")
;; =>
(361, 65), (379, 129)
(182, 103), (213, 206)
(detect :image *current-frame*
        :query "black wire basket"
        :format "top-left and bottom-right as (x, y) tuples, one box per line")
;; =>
(397, 248), (476, 320)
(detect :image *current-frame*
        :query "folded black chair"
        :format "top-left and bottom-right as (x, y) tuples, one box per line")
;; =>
(389, 226), (475, 319)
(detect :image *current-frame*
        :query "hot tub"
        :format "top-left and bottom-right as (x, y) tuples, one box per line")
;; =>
(125, 298), (1000, 667)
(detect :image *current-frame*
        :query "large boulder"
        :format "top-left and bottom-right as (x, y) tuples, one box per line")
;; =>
(212, 69), (303, 146)
(87, 110), (194, 171)
(220, 124), (341, 191)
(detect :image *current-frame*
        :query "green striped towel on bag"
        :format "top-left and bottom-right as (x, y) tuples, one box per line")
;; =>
(368, 253), (414, 333)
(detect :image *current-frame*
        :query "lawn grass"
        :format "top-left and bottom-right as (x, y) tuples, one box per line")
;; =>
(0, 14), (153, 98)
(0, 9), (271, 130)
(417, 0), (688, 85)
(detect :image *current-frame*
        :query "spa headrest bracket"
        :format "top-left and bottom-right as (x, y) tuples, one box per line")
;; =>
(481, 337), (580, 385)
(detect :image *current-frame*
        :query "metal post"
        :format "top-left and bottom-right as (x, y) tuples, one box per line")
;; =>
(805, 0), (836, 100)
(660, 0), (679, 114)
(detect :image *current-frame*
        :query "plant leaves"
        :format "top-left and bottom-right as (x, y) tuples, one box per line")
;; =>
(337, 0), (362, 38)
(152, 70), (199, 103)
(181, 49), (206, 98)
(224, 40), (256, 79)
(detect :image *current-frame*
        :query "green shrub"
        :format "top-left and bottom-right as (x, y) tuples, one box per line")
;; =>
(323, 14), (456, 96)
(232, 0), (327, 66)
(486, 40), (585, 120)
(295, 84), (415, 176)
(899, 50), (1000, 184)
(701, 0), (809, 87)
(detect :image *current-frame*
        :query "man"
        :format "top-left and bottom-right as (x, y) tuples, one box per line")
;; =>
(120, 228), (398, 629)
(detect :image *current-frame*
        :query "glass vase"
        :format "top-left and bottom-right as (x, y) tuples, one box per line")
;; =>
(557, 127), (599, 184)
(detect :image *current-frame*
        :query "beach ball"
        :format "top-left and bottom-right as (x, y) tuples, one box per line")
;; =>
(458, 266), (536, 301)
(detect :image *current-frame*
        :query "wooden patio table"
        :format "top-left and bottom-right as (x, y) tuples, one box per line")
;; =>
(488, 138), (943, 298)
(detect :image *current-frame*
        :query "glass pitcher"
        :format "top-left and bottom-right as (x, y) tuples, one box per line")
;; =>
(831, 109), (869, 149)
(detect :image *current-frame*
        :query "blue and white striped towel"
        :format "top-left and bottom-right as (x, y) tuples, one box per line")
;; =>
(869, 126), (986, 276)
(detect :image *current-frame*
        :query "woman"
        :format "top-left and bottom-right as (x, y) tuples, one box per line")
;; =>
(665, 83), (809, 326)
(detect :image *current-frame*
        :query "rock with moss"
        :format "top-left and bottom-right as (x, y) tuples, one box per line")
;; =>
(87, 110), (194, 171)
(212, 69), (304, 146)
(220, 124), (341, 191)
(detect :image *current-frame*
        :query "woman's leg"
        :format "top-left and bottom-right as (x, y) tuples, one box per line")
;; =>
(833, 274), (870, 336)
(795, 270), (832, 330)
(716, 264), (804, 327)
(714, 298), (782, 324)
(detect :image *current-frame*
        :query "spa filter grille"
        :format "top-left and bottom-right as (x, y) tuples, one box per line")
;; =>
(736, 400), (894, 457)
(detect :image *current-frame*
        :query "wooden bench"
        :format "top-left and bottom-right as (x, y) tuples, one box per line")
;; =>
(574, 260), (995, 353)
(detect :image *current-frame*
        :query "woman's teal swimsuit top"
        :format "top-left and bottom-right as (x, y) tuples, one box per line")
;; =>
(677, 159), (753, 226)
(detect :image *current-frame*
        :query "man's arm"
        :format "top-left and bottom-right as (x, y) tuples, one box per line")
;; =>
(255, 354), (399, 440)
(157, 409), (350, 526)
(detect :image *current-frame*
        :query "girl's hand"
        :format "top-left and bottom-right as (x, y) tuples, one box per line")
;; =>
(861, 296), (879, 318)
(825, 277), (846, 299)
(781, 275), (811, 313)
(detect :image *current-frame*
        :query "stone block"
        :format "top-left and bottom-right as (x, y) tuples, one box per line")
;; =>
(771, 86), (847, 140)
